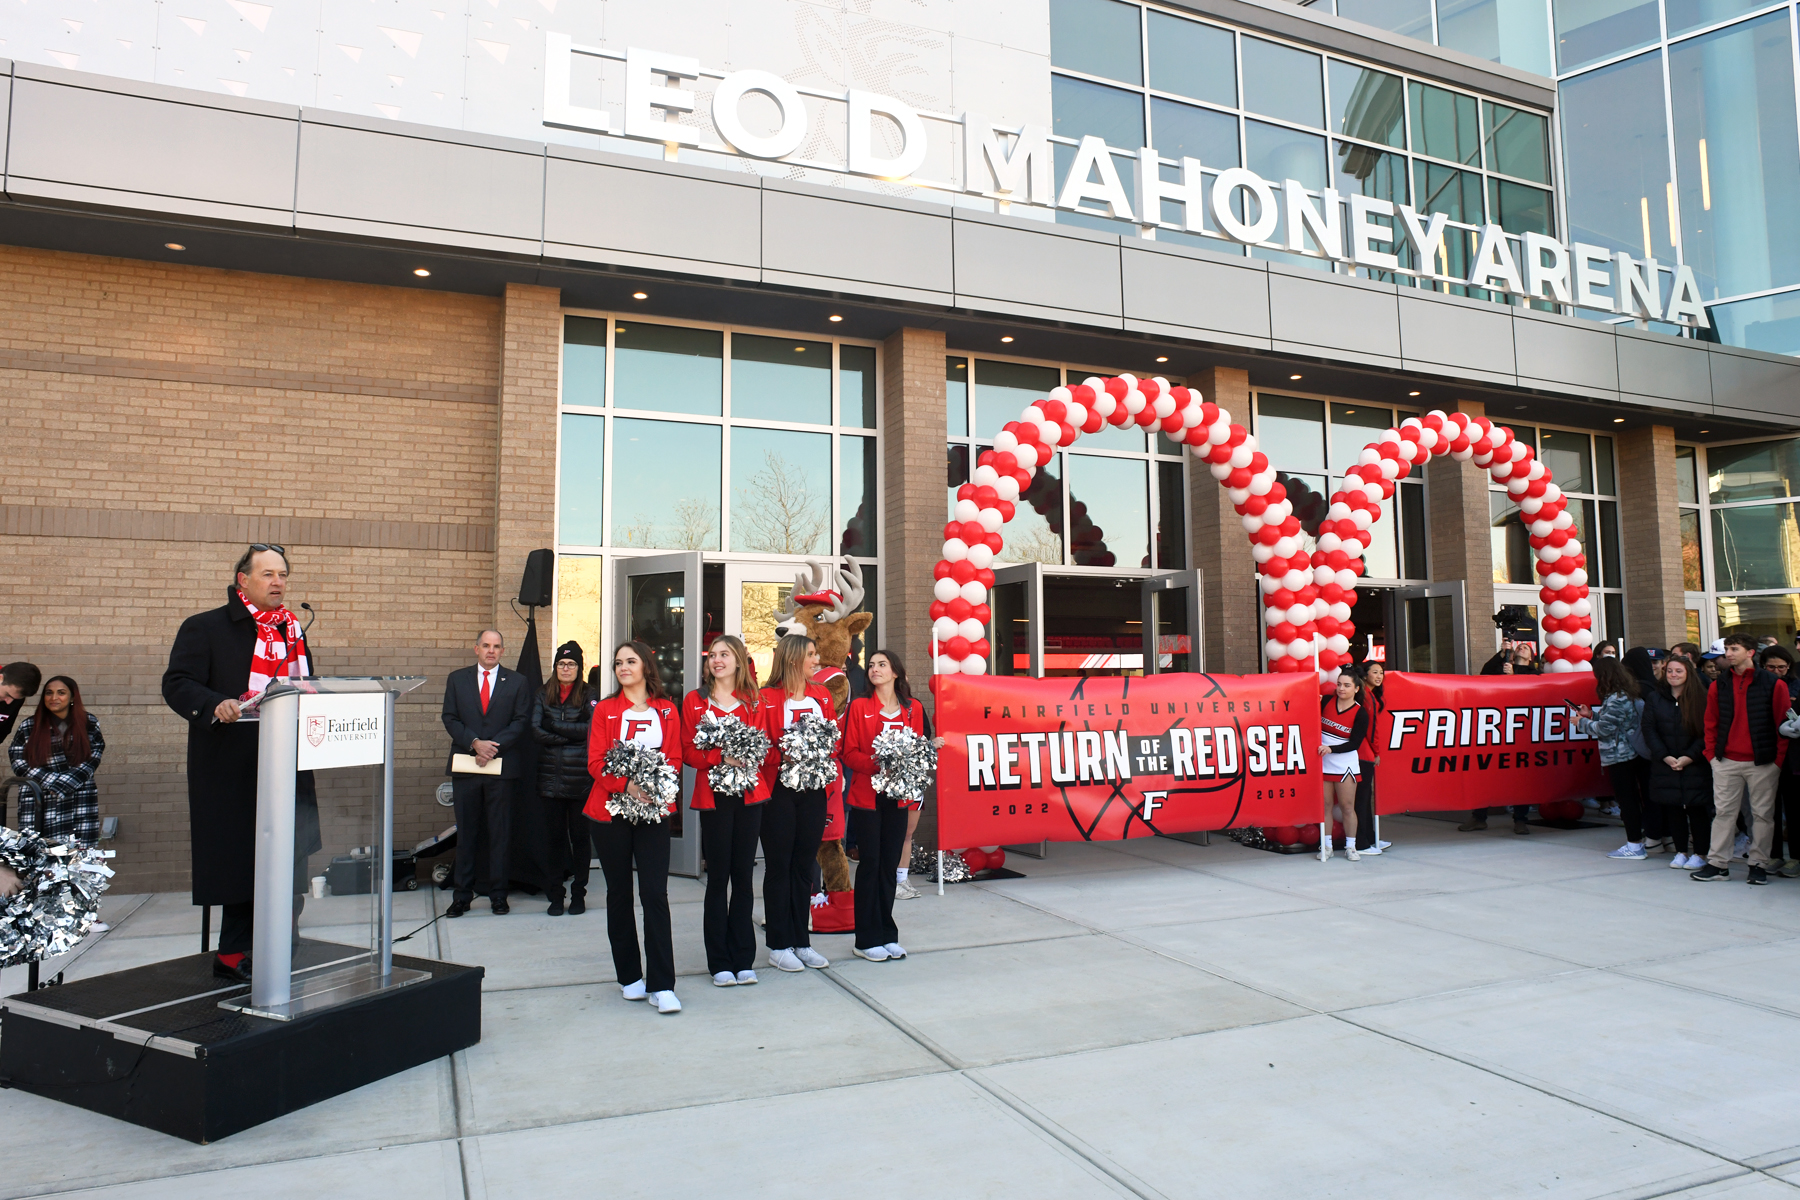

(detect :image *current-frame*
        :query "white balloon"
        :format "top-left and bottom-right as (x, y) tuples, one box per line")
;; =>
(1181, 404), (1205, 427)
(1378, 458), (1401, 480)
(1350, 508), (1373, 529)
(1527, 460), (1547, 481)
(1416, 426), (1439, 450)
(1545, 659), (1572, 674)
(1274, 536), (1300, 559)
(934, 577), (960, 603)
(1572, 628), (1594, 647)
(1335, 568), (1357, 590)
(1317, 532), (1343, 554)
(992, 430), (1018, 454)
(1545, 572), (1568, 591)
(1247, 473), (1275, 496)
(953, 618), (982, 641)
(1286, 603), (1311, 625)
(1569, 568), (1589, 587)
(1536, 544), (1561, 563)
(978, 507), (1004, 532)
(960, 655), (987, 675)
(1398, 440), (1419, 462)
(1283, 569), (1310, 591)
(1327, 634), (1350, 654)
(1091, 393), (1117, 419)
(1529, 520), (1555, 538)
(942, 538), (968, 562)
(1553, 510), (1574, 530)
(1328, 602), (1352, 622)
(1123, 390), (1147, 414)
(1049, 386), (1072, 404)
(935, 654), (960, 674)
(1287, 638), (1313, 658)
(1548, 630), (1574, 649)
(966, 543), (994, 569)
(1036, 419), (1060, 445)
(1013, 443), (1040, 469)
(1548, 600), (1572, 619)
(1227, 487), (1251, 504)
(1210, 460), (1234, 481)
(1229, 444), (1254, 469)
(1542, 483), (1563, 505)
(1471, 451), (1494, 468)
(1507, 477), (1530, 497)
(954, 498), (979, 523)
(1571, 597), (1592, 618)
(1065, 402), (1088, 428)
(1242, 514), (1264, 534)
(1153, 395), (1176, 419)
(1561, 538), (1582, 559)
(1259, 574), (1283, 595)
(1208, 422), (1231, 445)
(973, 465), (1000, 488)
(1314, 566), (1336, 586)
(1252, 543), (1274, 563)
(995, 476), (1020, 502)
(933, 616), (959, 641)
(1451, 447), (1474, 462)
(1264, 607), (1287, 629)
(1519, 495), (1544, 515)
(1022, 405), (1045, 425)
(1265, 639), (1286, 661)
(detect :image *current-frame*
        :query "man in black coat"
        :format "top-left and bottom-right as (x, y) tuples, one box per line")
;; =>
(162, 546), (321, 981)
(442, 629), (530, 916)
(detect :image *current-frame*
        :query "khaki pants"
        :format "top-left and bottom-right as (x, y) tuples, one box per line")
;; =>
(1709, 757), (1779, 869)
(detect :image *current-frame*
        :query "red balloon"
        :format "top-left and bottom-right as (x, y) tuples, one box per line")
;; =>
(1272, 622), (1298, 642)
(1269, 825), (1300, 846)
(1298, 823), (1321, 845)
(1542, 615), (1562, 633)
(934, 560), (952, 580)
(958, 483), (977, 501)
(1227, 467), (1252, 489)
(1270, 588), (1297, 609)
(1319, 649), (1340, 669)
(1088, 412), (1108, 434)
(1321, 583), (1345, 604)
(961, 848), (988, 873)
(1326, 550), (1349, 571)
(1244, 494), (1270, 516)
(1256, 524), (1283, 546)
(1527, 478), (1548, 498)
(958, 520), (984, 544)
(1274, 657), (1303, 673)
(1249, 452), (1270, 474)
(996, 500), (1015, 521)
(929, 601), (948, 620)
(991, 451), (1018, 474)
(945, 636), (972, 659)
(1316, 616), (1341, 638)
(1040, 399), (1067, 423)
(943, 522), (961, 542)
(1265, 556), (1290, 576)
(985, 532), (1004, 552)
(1227, 426), (1247, 446)
(1340, 621), (1356, 640)
(970, 638), (991, 659)
(947, 597), (972, 622)
(1299, 585), (1320, 603)
(972, 604), (992, 624)
(950, 560), (977, 584)
(985, 848), (1006, 870)
(977, 568), (996, 587)
(1558, 585), (1582, 602)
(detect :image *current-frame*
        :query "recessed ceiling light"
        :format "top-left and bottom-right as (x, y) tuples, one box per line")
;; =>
(1613, 417), (1625, 423)
(164, 242), (186, 251)
(1155, 356), (1169, 363)
(828, 314), (843, 323)
(794, 346), (806, 352)
(1289, 373), (1302, 380)
(1000, 336), (1014, 343)
(413, 267), (431, 277)
(1699, 429), (1710, 433)
(1408, 390), (1421, 397)
(632, 291), (648, 300)
(1343, 409), (1356, 414)
(954, 363), (965, 369)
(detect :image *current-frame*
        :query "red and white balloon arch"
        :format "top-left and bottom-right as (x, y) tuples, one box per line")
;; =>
(931, 374), (1595, 678)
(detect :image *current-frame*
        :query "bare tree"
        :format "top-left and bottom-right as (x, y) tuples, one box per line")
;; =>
(1001, 524), (1063, 565)
(735, 450), (827, 554)
(614, 515), (655, 548)
(669, 497), (718, 550)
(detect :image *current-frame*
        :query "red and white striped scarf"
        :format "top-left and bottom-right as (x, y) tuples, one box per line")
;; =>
(236, 587), (309, 701)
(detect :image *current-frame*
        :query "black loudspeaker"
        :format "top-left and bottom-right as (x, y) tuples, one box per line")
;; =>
(518, 549), (554, 608)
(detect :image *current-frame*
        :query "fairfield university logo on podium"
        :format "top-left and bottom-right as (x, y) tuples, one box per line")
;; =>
(305, 715), (328, 748)
(295, 694), (389, 771)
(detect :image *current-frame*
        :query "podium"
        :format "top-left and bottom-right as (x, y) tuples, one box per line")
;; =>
(0, 676), (485, 1142)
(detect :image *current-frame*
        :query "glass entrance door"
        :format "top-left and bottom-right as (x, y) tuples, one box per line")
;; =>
(987, 562), (1043, 677)
(1141, 570), (1202, 673)
(724, 564), (799, 686)
(1392, 581), (1468, 673)
(614, 552), (704, 876)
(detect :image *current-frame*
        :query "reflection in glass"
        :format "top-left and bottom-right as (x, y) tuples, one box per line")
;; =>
(1483, 102), (1550, 184)
(1257, 395), (1327, 472)
(1410, 82), (1481, 166)
(1247, 122), (1330, 265)
(1489, 179), (1554, 236)
(946, 443), (970, 518)
(1336, 144), (1411, 278)
(1439, 0), (1553, 76)
(1330, 61), (1405, 148)
(1706, 289), (1800, 356)
(732, 333), (830, 424)
(1151, 98), (1240, 169)
(1335, 0), (1431, 42)
(558, 414), (605, 546)
(563, 316), (607, 407)
(1560, 53), (1675, 263)
(1050, 0), (1143, 84)
(1001, 453), (1065, 565)
(730, 426), (831, 555)
(1413, 162), (1485, 283)
(1279, 472), (1330, 545)
(1717, 593), (1800, 643)
(1595, 434), (1617, 494)
(626, 571), (690, 702)
(1539, 429), (1592, 494)
(1158, 460), (1187, 569)
(1052, 74), (1144, 231)
(1401, 482), (1428, 579)
(1605, 593), (1625, 645)
(1554, 0), (1661, 72)
(1599, 500), (1622, 587)
(947, 358), (969, 436)
(614, 323), (722, 415)
(1707, 439), (1800, 502)
(1670, 12), (1800, 303)
(1330, 404), (1395, 471)
(1068, 455), (1150, 567)
(1355, 482), (1399, 578)
(1668, 0), (1772, 35)
(1676, 444), (1699, 503)
(840, 435), (877, 557)
(840, 345), (878, 428)
(554, 555), (604, 671)
(1147, 11), (1235, 106)
(974, 360), (1062, 440)
(1491, 492), (1535, 584)
(612, 418), (720, 549)
(1242, 37), (1324, 129)
(1680, 509), (1703, 589)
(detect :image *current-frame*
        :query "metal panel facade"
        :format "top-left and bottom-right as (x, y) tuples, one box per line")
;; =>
(761, 182), (953, 303)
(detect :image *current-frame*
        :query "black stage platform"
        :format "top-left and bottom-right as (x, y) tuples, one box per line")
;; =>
(0, 939), (482, 1142)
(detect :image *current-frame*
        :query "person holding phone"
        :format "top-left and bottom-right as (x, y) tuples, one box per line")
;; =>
(1573, 656), (1647, 859)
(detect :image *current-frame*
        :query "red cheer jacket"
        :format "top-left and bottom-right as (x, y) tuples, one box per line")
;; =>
(840, 696), (928, 810)
(584, 692), (682, 823)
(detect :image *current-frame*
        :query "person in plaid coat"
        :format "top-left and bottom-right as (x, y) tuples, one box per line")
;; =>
(8, 675), (104, 845)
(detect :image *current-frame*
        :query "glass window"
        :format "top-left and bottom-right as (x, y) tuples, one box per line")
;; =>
(840, 435), (877, 557)
(1717, 593), (1800, 643)
(1605, 593), (1625, 644)
(554, 555), (604, 672)
(731, 333), (830, 424)
(1050, 0), (1143, 84)
(613, 323), (723, 416)
(557, 413), (605, 546)
(1680, 508), (1703, 589)
(1599, 499), (1622, 587)
(947, 357), (969, 437)
(1491, 493), (1536, 584)
(1441, 0), (1553, 76)
(1706, 290), (1800, 356)
(1158, 460), (1187, 569)
(1667, 0), (1771, 36)
(1595, 434), (1617, 494)
(1560, 52), (1676, 262)
(1355, 481), (1400, 578)
(1329, 62), (1405, 148)
(1247, 122), (1330, 262)
(841, 345), (878, 428)
(562, 316), (607, 407)
(1707, 439), (1800, 502)
(1335, 147), (1410, 274)
(612, 418), (720, 549)
(946, 443), (970, 518)
(1670, 12), (1800, 303)
(1256, 394), (1327, 472)
(1335, 0), (1432, 42)
(1554, 0), (1662, 72)
(1401, 482), (1428, 579)
(974, 360), (1061, 440)
(1147, 11), (1236, 107)
(1413, 162), (1485, 280)
(1409, 82), (1481, 166)
(1242, 37), (1324, 129)
(1676, 444), (1699, 503)
(1483, 102), (1550, 184)
(1069, 455), (1150, 567)
(1329, 404), (1394, 471)
(1538, 430), (1592, 493)
(1052, 74), (1145, 228)
(1002, 452), (1065, 564)
(1070, 390), (1147, 451)
(1280, 472), (1331, 545)
(1150, 97), (1240, 168)
(730, 426), (831, 554)
(1488, 178), (1555, 236)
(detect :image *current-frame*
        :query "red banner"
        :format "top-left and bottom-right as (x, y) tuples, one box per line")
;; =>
(935, 672), (1322, 847)
(1372, 671), (1610, 814)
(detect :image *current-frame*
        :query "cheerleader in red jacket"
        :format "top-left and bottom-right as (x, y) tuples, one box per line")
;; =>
(757, 634), (838, 973)
(682, 634), (769, 988)
(1319, 671), (1369, 864)
(586, 640), (684, 1014)
(840, 650), (941, 961)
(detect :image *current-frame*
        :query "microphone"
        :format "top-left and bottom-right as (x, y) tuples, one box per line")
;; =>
(300, 602), (316, 635)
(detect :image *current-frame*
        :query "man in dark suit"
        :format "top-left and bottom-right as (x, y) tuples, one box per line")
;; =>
(442, 629), (530, 916)
(162, 546), (320, 981)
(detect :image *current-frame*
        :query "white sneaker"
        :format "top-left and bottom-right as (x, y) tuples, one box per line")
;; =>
(621, 979), (647, 1001)
(87, 921), (111, 933)
(1608, 842), (1647, 860)
(653, 990), (682, 1014)
(1358, 843), (1383, 855)
(1345, 844), (1361, 861)
(894, 881), (920, 900)
(712, 971), (737, 987)
(853, 945), (891, 961)
(735, 969), (758, 985)
(1318, 845), (1332, 863)
(1372, 840), (1392, 851)
(769, 948), (804, 973)
(882, 942), (906, 959)
(794, 946), (830, 969)
(1670, 853), (1695, 869)
(1734, 835), (1750, 860)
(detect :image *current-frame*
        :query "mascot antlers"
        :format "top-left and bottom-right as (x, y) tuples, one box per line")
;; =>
(775, 557), (872, 713)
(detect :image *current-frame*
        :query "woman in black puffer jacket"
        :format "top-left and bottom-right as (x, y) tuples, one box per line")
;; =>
(534, 641), (597, 915)
(1641, 655), (1714, 870)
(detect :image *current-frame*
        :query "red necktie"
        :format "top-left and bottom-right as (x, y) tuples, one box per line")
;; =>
(480, 670), (491, 714)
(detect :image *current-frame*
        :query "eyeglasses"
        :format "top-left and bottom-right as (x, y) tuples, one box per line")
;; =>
(246, 543), (287, 556)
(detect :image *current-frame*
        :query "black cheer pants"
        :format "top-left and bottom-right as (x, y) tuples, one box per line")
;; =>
(851, 796), (909, 950)
(591, 816), (674, 993)
(761, 783), (827, 951)
(1354, 762), (1376, 849)
(452, 776), (513, 904)
(700, 794), (763, 975)
(547, 796), (593, 902)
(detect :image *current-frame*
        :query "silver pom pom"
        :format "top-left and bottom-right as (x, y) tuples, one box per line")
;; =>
(916, 844), (971, 885)
(601, 741), (680, 823)
(871, 727), (937, 803)
(777, 714), (841, 792)
(692, 711), (772, 797)
(0, 829), (115, 967)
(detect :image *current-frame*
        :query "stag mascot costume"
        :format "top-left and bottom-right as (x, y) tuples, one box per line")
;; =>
(775, 558), (871, 932)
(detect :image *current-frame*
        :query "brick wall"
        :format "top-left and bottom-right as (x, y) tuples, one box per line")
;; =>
(0, 245), (506, 893)
(1186, 366), (1261, 674)
(1425, 398), (1496, 670)
(1616, 425), (1687, 649)
(881, 327), (947, 692)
